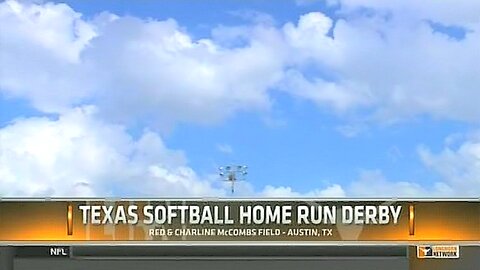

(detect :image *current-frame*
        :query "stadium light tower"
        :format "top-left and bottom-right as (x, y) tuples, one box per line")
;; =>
(219, 165), (248, 194)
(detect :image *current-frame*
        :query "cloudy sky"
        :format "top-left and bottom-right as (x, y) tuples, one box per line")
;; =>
(0, 0), (479, 198)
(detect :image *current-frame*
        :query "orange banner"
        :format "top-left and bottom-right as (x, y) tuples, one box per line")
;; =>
(0, 199), (478, 244)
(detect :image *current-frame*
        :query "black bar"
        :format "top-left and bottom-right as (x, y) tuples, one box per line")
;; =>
(72, 245), (407, 258)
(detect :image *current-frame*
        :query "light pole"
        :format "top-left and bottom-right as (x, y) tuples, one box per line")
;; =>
(219, 165), (248, 194)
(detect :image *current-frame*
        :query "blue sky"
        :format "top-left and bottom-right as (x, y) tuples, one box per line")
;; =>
(0, 0), (479, 197)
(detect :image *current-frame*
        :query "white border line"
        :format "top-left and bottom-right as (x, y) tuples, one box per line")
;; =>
(0, 197), (479, 202)
(2, 241), (480, 246)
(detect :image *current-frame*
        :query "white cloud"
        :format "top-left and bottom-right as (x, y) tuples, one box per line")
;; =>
(280, 69), (373, 113)
(1, 0), (480, 198)
(419, 134), (480, 196)
(0, 106), (225, 197)
(283, 12), (337, 63)
(216, 143), (233, 154)
(282, 8), (480, 123)
(335, 123), (367, 137)
(0, 105), (475, 198)
(0, 0), (285, 126)
(348, 170), (432, 197)
(0, 107), (344, 197)
(0, 0), (97, 112)
(331, 0), (480, 25)
(87, 17), (286, 126)
(227, 9), (275, 25)
(0, 0), (95, 62)
(346, 166), (479, 197)
(2, 0), (480, 125)
(261, 184), (346, 197)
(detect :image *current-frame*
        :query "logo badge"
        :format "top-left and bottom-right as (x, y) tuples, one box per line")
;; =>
(417, 245), (459, 259)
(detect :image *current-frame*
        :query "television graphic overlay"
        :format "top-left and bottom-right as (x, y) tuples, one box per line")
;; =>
(417, 245), (460, 259)
(0, 199), (479, 270)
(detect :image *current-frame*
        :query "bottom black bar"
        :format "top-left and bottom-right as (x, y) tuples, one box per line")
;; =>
(71, 245), (407, 258)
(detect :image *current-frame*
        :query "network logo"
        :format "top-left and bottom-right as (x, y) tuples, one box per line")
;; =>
(417, 245), (459, 259)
